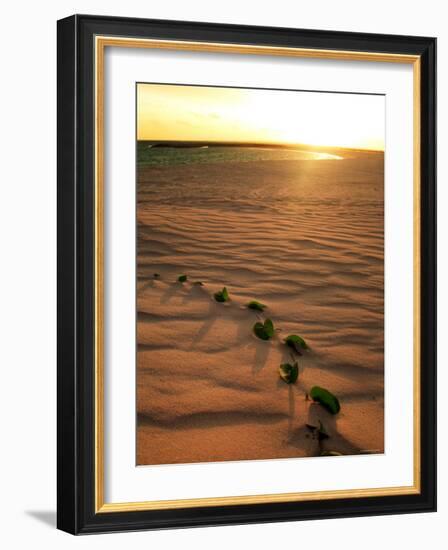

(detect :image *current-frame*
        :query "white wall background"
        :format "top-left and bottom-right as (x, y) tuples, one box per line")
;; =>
(0, 1), (444, 547)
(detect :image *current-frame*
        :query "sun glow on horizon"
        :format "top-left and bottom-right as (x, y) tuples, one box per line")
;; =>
(137, 84), (385, 152)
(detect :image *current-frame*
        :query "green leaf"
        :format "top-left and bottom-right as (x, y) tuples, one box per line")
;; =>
(310, 386), (341, 414)
(284, 334), (308, 353)
(253, 322), (268, 340)
(214, 287), (229, 302)
(246, 300), (267, 312)
(253, 318), (275, 340)
(178, 274), (187, 282)
(279, 362), (299, 384)
(264, 318), (274, 338)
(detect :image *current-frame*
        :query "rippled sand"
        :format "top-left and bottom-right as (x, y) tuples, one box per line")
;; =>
(136, 150), (384, 465)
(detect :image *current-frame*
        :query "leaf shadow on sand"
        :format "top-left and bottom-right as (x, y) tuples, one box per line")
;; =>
(252, 340), (271, 374)
(160, 281), (188, 304)
(288, 385), (295, 438)
(138, 278), (156, 293)
(189, 300), (220, 348)
(181, 282), (209, 304)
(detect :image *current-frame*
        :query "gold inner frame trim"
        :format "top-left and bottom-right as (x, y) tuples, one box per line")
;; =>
(94, 35), (421, 514)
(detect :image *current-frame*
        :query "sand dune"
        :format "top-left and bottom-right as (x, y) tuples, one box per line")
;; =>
(136, 151), (384, 465)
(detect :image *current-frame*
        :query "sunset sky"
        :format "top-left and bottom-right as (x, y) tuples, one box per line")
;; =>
(137, 83), (385, 151)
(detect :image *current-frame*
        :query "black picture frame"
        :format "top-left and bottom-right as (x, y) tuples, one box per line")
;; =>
(57, 14), (436, 534)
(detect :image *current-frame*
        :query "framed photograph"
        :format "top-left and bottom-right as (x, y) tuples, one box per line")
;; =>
(57, 14), (436, 534)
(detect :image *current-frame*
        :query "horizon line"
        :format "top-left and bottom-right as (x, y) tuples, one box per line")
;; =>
(137, 139), (384, 153)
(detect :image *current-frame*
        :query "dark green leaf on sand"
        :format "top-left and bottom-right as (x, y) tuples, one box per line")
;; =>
(310, 386), (341, 415)
(246, 300), (267, 312)
(264, 318), (274, 336)
(178, 274), (187, 282)
(214, 287), (229, 302)
(279, 362), (299, 384)
(284, 334), (308, 354)
(253, 318), (274, 340)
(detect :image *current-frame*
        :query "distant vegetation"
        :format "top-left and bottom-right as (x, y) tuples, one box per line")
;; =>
(136, 140), (349, 166)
